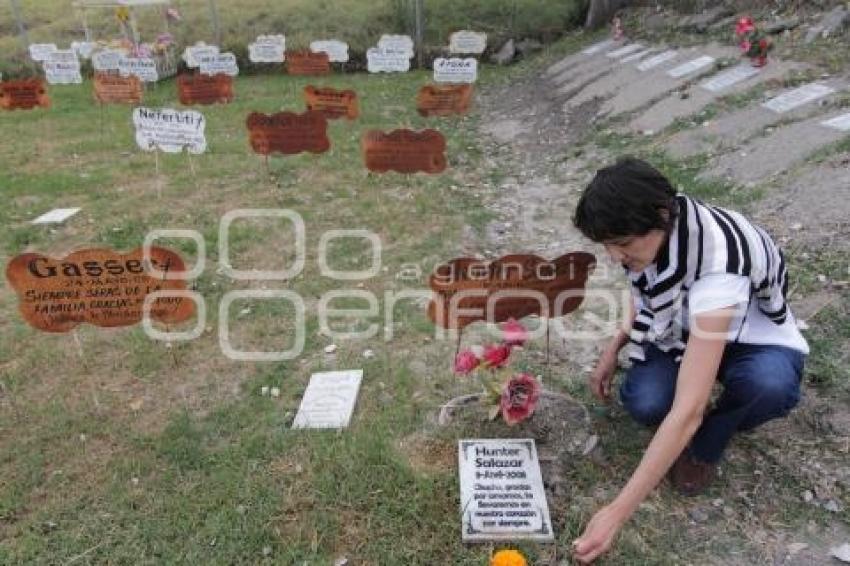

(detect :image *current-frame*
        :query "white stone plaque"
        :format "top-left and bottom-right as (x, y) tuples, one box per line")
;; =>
(183, 43), (219, 68)
(762, 83), (836, 114)
(198, 52), (239, 76)
(92, 49), (123, 71)
(666, 55), (715, 78)
(71, 41), (96, 59)
(29, 43), (57, 62)
(248, 35), (286, 63)
(619, 48), (654, 63)
(449, 30), (487, 55)
(31, 208), (81, 224)
(636, 50), (677, 71)
(119, 56), (158, 82)
(606, 43), (644, 59)
(43, 50), (82, 85)
(459, 439), (554, 542)
(377, 34), (414, 58)
(820, 112), (850, 132)
(310, 39), (349, 63)
(132, 107), (207, 154)
(292, 370), (363, 429)
(366, 47), (411, 73)
(433, 57), (477, 84)
(700, 64), (760, 93)
(581, 39), (615, 55)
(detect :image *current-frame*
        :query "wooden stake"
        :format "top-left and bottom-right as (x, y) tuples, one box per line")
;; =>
(154, 149), (162, 199)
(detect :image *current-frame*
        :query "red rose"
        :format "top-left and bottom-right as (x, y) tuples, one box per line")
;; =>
(500, 318), (528, 348)
(454, 349), (481, 375)
(735, 17), (755, 37)
(500, 373), (541, 425)
(483, 344), (511, 369)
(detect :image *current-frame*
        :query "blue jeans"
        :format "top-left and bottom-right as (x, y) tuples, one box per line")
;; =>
(620, 343), (805, 463)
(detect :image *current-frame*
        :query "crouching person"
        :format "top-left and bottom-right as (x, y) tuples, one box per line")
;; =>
(570, 157), (808, 563)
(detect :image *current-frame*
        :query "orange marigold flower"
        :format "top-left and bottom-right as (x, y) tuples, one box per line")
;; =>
(490, 549), (528, 566)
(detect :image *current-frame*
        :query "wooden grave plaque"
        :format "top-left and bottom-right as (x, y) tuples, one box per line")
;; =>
(362, 129), (447, 174)
(93, 72), (143, 104)
(287, 50), (331, 76)
(304, 86), (359, 120)
(246, 110), (330, 155)
(0, 79), (50, 110)
(427, 252), (596, 329)
(417, 84), (473, 117)
(177, 73), (234, 105)
(5, 246), (195, 333)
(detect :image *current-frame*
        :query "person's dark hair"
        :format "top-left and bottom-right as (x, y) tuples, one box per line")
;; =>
(573, 157), (679, 242)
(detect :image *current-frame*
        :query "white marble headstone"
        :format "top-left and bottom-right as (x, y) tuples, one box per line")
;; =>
(449, 30), (487, 55)
(762, 83), (836, 114)
(459, 439), (554, 542)
(666, 55), (715, 79)
(606, 43), (644, 59)
(31, 208), (81, 224)
(821, 112), (850, 132)
(292, 370), (363, 429)
(249, 35), (286, 63)
(581, 39), (615, 55)
(636, 50), (677, 71)
(700, 64), (760, 93)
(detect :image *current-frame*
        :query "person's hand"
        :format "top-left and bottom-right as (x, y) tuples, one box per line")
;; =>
(588, 349), (617, 401)
(572, 504), (627, 563)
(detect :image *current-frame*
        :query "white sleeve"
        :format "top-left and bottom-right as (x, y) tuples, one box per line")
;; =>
(688, 274), (751, 315)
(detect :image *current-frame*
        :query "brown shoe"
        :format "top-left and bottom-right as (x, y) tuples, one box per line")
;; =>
(669, 452), (717, 496)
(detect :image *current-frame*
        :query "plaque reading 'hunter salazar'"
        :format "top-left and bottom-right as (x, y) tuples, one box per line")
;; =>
(177, 73), (234, 105)
(93, 72), (143, 105)
(246, 110), (330, 155)
(427, 252), (596, 329)
(459, 439), (554, 542)
(304, 85), (359, 120)
(362, 129), (446, 174)
(417, 84), (473, 116)
(5, 247), (195, 333)
(286, 51), (331, 76)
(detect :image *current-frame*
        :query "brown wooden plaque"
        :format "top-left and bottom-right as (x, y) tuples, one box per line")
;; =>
(93, 72), (143, 105)
(5, 247), (195, 333)
(245, 110), (330, 155)
(304, 85), (359, 120)
(427, 252), (596, 329)
(362, 129), (447, 174)
(177, 73), (234, 106)
(0, 79), (50, 111)
(286, 51), (331, 76)
(417, 84), (473, 117)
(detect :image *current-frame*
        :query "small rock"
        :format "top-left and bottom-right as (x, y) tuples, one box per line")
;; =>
(270, 387), (281, 398)
(831, 543), (850, 563)
(787, 542), (808, 555)
(824, 499), (841, 513)
(790, 223), (803, 231)
(711, 498), (724, 507)
(333, 558), (349, 566)
(236, 504), (246, 515)
(263, 546), (273, 557)
(796, 320), (810, 331)
(802, 489), (814, 503)
(764, 17), (801, 35)
(131, 477), (139, 485)
(515, 38), (543, 57)
(324, 344), (338, 354)
(261, 386), (269, 396)
(363, 349), (375, 359)
(688, 507), (709, 522)
(491, 39), (516, 66)
(817, 274), (828, 284)
(239, 307), (251, 316)
(581, 435), (599, 456)
(805, 6), (850, 44)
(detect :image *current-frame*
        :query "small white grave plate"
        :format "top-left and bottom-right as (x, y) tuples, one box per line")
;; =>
(619, 48), (654, 63)
(92, 49), (123, 71)
(119, 56), (158, 82)
(43, 50), (82, 85)
(31, 208), (81, 225)
(249, 35), (286, 63)
(666, 55), (715, 79)
(762, 83), (836, 114)
(292, 370), (363, 429)
(28, 43), (57, 62)
(700, 64), (760, 93)
(367, 47), (411, 73)
(433, 57), (477, 84)
(581, 39), (615, 55)
(449, 30), (487, 55)
(183, 43), (219, 68)
(636, 50), (677, 71)
(198, 52), (239, 76)
(132, 107), (207, 154)
(71, 41), (96, 59)
(606, 43), (644, 59)
(310, 39), (349, 63)
(377, 34), (414, 58)
(459, 439), (554, 542)
(820, 112), (850, 132)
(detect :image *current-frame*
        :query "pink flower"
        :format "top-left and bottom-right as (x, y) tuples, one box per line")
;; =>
(739, 40), (752, 54)
(500, 318), (528, 348)
(454, 349), (481, 375)
(500, 374), (541, 425)
(735, 17), (755, 37)
(483, 344), (511, 369)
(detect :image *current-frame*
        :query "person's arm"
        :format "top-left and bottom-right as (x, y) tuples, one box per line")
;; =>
(589, 300), (635, 400)
(574, 307), (734, 563)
